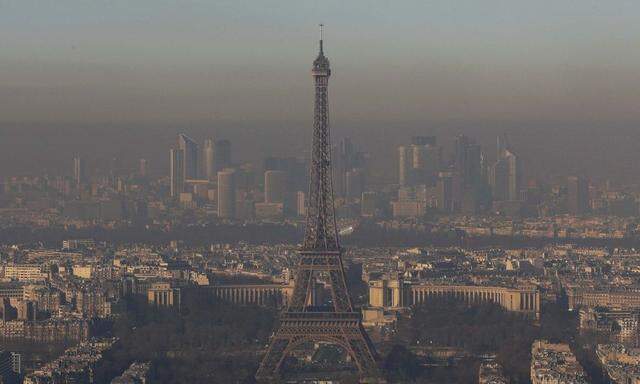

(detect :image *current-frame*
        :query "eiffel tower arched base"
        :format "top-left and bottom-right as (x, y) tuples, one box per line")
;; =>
(255, 312), (383, 383)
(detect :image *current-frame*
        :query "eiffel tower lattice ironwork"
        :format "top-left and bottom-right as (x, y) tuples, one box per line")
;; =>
(255, 26), (380, 383)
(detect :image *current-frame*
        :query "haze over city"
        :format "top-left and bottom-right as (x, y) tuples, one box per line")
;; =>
(3, 1), (640, 123)
(3, 1), (640, 183)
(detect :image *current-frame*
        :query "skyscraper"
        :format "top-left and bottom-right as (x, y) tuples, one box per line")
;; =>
(264, 156), (307, 192)
(568, 176), (589, 215)
(453, 134), (482, 187)
(345, 168), (365, 199)
(334, 137), (367, 197)
(411, 142), (441, 186)
(465, 143), (482, 187)
(217, 169), (236, 219)
(491, 136), (522, 202)
(334, 137), (353, 197)
(504, 149), (522, 201)
(411, 136), (437, 146)
(490, 158), (509, 201)
(204, 138), (215, 180)
(454, 134), (470, 174)
(214, 139), (231, 174)
(399, 140), (442, 188)
(204, 138), (232, 181)
(437, 171), (454, 212)
(138, 158), (147, 178)
(178, 133), (198, 180)
(497, 133), (509, 159)
(264, 170), (287, 204)
(169, 148), (184, 198)
(73, 155), (84, 193)
(398, 145), (410, 186)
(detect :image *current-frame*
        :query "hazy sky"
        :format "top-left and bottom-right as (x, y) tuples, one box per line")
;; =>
(2, 1), (640, 124)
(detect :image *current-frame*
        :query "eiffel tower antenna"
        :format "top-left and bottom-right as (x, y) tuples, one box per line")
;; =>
(256, 26), (381, 383)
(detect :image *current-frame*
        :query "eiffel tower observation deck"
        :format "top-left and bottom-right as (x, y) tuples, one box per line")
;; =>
(255, 25), (382, 383)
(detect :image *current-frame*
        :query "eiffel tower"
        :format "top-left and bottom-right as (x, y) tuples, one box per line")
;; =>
(255, 26), (380, 383)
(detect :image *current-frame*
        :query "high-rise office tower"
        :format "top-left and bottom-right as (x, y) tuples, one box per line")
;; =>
(204, 138), (232, 180)
(497, 133), (509, 159)
(504, 149), (521, 201)
(411, 143), (441, 186)
(491, 135), (522, 202)
(264, 156), (307, 192)
(214, 139), (231, 174)
(568, 176), (589, 215)
(454, 134), (470, 173)
(399, 139), (443, 188)
(345, 168), (365, 199)
(411, 136), (437, 146)
(217, 169), (236, 219)
(453, 134), (482, 187)
(73, 155), (84, 192)
(264, 170), (287, 204)
(204, 138), (215, 180)
(169, 148), (184, 198)
(178, 133), (198, 180)
(480, 151), (488, 183)
(334, 137), (353, 197)
(138, 159), (147, 178)
(465, 143), (482, 187)
(236, 163), (256, 191)
(398, 145), (410, 186)
(437, 171), (454, 212)
(334, 137), (366, 197)
(490, 158), (509, 201)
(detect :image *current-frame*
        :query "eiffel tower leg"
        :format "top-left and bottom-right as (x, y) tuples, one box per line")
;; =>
(347, 328), (380, 380)
(288, 269), (313, 311)
(328, 268), (352, 312)
(255, 335), (290, 382)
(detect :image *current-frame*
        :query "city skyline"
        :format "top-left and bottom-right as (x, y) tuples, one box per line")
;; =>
(3, 4), (640, 384)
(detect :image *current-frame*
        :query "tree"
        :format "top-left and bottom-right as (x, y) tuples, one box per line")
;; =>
(383, 345), (422, 382)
